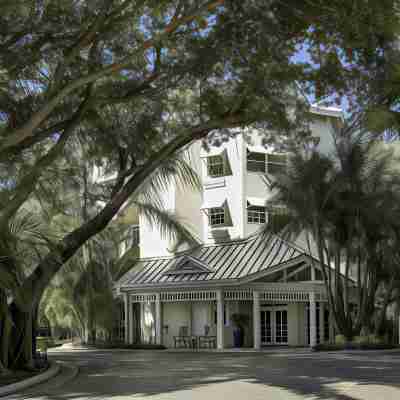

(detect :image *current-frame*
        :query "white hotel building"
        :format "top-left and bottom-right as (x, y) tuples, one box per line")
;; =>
(116, 105), (345, 349)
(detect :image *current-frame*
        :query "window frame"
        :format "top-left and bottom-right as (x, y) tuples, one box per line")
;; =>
(247, 206), (267, 224)
(266, 153), (287, 175)
(246, 151), (266, 173)
(207, 155), (225, 177)
(208, 207), (226, 226)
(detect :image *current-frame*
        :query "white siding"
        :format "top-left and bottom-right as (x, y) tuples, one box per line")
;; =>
(162, 302), (192, 348)
(201, 136), (245, 243)
(139, 185), (176, 258)
(138, 110), (341, 255)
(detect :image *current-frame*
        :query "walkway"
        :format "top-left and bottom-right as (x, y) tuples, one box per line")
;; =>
(9, 345), (400, 400)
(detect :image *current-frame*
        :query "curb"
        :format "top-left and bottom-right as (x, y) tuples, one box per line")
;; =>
(40, 362), (80, 390)
(0, 361), (60, 397)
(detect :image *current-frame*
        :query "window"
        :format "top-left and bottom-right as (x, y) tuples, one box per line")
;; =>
(247, 206), (266, 224)
(247, 151), (266, 172)
(266, 154), (287, 175)
(208, 207), (225, 226)
(247, 151), (287, 175)
(207, 155), (224, 177)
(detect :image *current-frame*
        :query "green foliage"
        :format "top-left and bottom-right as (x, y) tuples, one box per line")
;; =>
(271, 123), (400, 338)
(0, 0), (398, 370)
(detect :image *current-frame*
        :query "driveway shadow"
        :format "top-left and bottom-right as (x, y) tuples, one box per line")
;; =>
(17, 349), (400, 400)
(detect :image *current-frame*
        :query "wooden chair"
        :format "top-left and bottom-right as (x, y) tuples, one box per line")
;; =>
(173, 326), (190, 348)
(198, 325), (216, 349)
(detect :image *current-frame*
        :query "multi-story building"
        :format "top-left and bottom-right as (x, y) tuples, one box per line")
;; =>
(117, 105), (345, 349)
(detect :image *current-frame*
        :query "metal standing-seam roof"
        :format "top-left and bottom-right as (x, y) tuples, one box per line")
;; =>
(118, 231), (310, 289)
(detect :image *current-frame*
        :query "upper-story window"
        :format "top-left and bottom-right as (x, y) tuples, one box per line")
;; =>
(267, 154), (287, 175)
(247, 150), (287, 175)
(247, 206), (266, 224)
(209, 207), (225, 226)
(207, 155), (225, 177)
(206, 149), (232, 178)
(247, 151), (266, 172)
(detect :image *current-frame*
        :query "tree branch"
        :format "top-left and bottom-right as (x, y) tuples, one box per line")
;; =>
(0, 91), (93, 225)
(0, 0), (224, 158)
(22, 113), (251, 305)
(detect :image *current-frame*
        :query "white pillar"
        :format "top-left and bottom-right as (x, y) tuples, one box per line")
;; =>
(319, 303), (325, 344)
(253, 291), (261, 349)
(311, 266), (316, 281)
(123, 293), (130, 344)
(309, 292), (317, 348)
(216, 290), (225, 349)
(155, 293), (162, 345)
(128, 296), (134, 344)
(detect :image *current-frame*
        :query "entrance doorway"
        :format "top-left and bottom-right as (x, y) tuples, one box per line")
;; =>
(260, 307), (288, 345)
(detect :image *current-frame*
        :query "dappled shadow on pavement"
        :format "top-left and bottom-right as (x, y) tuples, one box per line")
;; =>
(15, 348), (400, 400)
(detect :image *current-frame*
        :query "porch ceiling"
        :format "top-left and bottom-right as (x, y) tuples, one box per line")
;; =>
(118, 231), (310, 289)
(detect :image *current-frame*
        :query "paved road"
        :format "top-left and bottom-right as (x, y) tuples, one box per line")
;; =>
(10, 346), (400, 400)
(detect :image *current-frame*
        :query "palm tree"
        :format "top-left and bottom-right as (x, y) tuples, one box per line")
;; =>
(0, 211), (53, 370)
(271, 124), (400, 340)
(40, 153), (202, 345)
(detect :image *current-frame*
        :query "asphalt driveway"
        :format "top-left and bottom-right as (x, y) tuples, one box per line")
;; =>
(10, 346), (400, 400)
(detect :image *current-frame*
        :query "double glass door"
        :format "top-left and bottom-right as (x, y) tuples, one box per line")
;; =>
(260, 308), (288, 345)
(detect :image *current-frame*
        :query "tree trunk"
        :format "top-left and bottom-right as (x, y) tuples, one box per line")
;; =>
(9, 303), (34, 370)
(8, 118), (245, 368)
(0, 291), (12, 370)
(32, 305), (39, 359)
(374, 281), (394, 337)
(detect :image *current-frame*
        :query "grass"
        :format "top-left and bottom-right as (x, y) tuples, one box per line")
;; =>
(36, 337), (70, 352)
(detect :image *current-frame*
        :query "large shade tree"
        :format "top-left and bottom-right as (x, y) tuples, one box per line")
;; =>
(271, 126), (400, 340)
(0, 0), (398, 369)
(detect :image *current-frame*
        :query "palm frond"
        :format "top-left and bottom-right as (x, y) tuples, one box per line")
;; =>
(133, 200), (200, 250)
(136, 153), (202, 208)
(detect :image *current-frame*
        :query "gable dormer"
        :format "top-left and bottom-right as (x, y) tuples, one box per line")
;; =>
(164, 256), (212, 275)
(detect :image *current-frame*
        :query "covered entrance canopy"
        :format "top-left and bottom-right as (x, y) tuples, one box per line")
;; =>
(116, 231), (332, 349)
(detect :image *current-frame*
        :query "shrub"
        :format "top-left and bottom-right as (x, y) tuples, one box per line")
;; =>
(89, 342), (166, 350)
(334, 335), (346, 344)
(314, 342), (399, 351)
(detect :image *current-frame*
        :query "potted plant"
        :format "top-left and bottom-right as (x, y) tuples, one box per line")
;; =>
(231, 313), (250, 347)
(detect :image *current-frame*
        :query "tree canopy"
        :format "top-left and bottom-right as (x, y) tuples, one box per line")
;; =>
(0, 0), (399, 369)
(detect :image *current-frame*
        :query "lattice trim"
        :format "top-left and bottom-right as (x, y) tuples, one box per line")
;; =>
(260, 291), (310, 302)
(224, 290), (253, 301)
(161, 291), (217, 302)
(130, 294), (157, 302)
(129, 290), (327, 303)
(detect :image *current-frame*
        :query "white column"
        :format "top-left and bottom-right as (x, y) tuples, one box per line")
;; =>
(309, 292), (317, 348)
(216, 290), (225, 349)
(253, 291), (261, 349)
(128, 296), (134, 344)
(319, 303), (325, 344)
(311, 266), (316, 281)
(155, 293), (162, 345)
(123, 293), (130, 344)
(329, 306), (335, 344)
